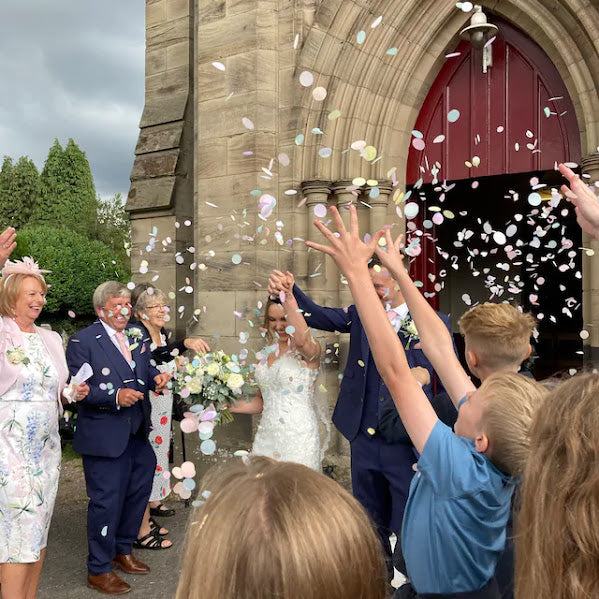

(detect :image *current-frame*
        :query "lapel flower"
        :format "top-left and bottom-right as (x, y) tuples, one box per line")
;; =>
(399, 316), (420, 349)
(126, 327), (144, 341)
(6, 347), (30, 366)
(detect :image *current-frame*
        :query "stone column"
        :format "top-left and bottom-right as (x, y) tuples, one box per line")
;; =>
(365, 180), (393, 234)
(332, 180), (360, 307)
(302, 180), (332, 297)
(581, 153), (599, 366)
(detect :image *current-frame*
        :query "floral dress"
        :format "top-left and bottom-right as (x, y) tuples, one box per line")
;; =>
(0, 332), (61, 563)
(148, 333), (176, 502)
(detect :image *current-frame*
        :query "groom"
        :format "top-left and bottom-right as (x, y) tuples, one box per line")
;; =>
(269, 261), (455, 576)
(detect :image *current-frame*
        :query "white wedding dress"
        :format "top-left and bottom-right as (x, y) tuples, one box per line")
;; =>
(252, 350), (324, 471)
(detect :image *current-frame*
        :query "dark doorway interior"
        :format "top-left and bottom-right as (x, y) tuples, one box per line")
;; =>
(407, 169), (583, 380)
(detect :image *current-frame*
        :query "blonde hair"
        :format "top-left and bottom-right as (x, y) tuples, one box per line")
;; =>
(478, 372), (547, 476)
(176, 456), (386, 599)
(458, 303), (536, 370)
(515, 373), (599, 599)
(0, 273), (48, 317)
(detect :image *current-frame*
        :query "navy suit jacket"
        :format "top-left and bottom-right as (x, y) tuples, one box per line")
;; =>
(293, 285), (455, 444)
(66, 321), (160, 458)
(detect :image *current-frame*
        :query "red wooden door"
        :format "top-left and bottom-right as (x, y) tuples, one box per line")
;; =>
(405, 16), (581, 307)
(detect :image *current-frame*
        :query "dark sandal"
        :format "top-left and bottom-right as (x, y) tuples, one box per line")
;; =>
(133, 528), (172, 550)
(149, 516), (169, 536)
(149, 503), (175, 517)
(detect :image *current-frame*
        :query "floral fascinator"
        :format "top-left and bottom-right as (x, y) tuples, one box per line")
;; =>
(1, 257), (51, 281)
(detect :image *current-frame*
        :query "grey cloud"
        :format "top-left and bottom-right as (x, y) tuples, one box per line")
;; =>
(0, 1), (145, 198)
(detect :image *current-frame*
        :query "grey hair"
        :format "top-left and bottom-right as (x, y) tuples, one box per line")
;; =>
(93, 281), (130, 309)
(133, 287), (168, 316)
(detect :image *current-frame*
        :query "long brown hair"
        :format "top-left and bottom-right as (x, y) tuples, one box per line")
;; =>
(515, 373), (599, 599)
(176, 456), (387, 599)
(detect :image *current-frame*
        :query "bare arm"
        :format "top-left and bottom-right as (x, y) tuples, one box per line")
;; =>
(375, 230), (475, 407)
(228, 390), (264, 415)
(278, 273), (321, 367)
(559, 163), (599, 239)
(305, 206), (437, 454)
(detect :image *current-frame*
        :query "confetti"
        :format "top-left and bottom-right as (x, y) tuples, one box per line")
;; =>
(299, 71), (314, 87)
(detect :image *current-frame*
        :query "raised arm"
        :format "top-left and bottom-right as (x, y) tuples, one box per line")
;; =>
(278, 274), (321, 366)
(305, 206), (437, 454)
(559, 162), (599, 239)
(375, 230), (475, 406)
(269, 270), (352, 333)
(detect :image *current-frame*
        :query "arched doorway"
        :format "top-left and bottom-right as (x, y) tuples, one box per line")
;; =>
(406, 16), (582, 378)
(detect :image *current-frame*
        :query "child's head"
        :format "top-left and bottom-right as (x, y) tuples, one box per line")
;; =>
(458, 303), (536, 377)
(454, 372), (547, 476)
(176, 456), (387, 599)
(516, 373), (599, 599)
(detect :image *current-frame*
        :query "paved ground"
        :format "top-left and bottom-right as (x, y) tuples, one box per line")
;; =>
(37, 416), (256, 599)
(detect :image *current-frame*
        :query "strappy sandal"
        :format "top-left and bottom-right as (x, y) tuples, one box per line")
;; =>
(149, 516), (169, 536)
(133, 528), (172, 550)
(149, 502), (175, 517)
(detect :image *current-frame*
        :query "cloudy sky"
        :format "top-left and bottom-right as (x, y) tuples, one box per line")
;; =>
(0, 1), (145, 198)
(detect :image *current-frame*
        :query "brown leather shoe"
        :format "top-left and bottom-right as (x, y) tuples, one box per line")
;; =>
(87, 571), (131, 595)
(112, 553), (150, 574)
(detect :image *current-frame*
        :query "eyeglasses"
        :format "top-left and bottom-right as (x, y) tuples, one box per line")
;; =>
(146, 304), (168, 311)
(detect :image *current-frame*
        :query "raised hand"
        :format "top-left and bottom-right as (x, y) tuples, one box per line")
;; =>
(375, 230), (409, 278)
(0, 227), (17, 268)
(268, 269), (294, 298)
(559, 163), (599, 239)
(305, 205), (384, 278)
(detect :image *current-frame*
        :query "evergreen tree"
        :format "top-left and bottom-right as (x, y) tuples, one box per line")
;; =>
(0, 156), (39, 229)
(96, 192), (131, 263)
(32, 138), (98, 234)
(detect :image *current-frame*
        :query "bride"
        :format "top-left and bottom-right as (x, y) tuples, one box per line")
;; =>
(230, 275), (325, 470)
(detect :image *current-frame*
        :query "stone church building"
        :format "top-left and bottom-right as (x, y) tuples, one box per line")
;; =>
(127, 0), (599, 455)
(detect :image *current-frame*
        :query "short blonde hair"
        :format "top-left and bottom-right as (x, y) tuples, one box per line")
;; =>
(516, 373), (599, 599)
(458, 303), (536, 370)
(478, 372), (547, 476)
(0, 273), (48, 317)
(176, 456), (386, 599)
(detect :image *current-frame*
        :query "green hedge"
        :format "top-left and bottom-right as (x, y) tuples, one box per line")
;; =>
(14, 225), (129, 317)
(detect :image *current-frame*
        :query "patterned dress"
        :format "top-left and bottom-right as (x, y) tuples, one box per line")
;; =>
(252, 351), (322, 470)
(148, 333), (176, 502)
(0, 332), (61, 563)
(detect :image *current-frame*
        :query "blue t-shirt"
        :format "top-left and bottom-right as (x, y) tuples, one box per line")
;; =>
(401, 420), (515, 594)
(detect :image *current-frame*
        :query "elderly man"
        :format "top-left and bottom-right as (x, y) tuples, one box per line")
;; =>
(66, 281), (170, 595)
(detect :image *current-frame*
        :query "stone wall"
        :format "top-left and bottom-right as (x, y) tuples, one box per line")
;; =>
(130, 0), (599, 457)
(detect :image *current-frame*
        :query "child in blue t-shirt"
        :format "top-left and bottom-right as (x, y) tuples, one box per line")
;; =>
(307, 206), (546, 599)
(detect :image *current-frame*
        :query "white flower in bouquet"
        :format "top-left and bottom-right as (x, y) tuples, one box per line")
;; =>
(226, 373), (245, 393)
(186, 377), (203, 395)
(205, 361), (220, 377)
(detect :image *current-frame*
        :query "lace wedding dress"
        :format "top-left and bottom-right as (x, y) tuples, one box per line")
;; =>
(252, 350), (325, 471)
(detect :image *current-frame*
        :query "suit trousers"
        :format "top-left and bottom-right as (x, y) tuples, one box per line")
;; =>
(82, 435), (156, 575)
(350, 431), (416, 576)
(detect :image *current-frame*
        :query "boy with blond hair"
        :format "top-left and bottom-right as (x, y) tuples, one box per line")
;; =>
(307, 206), (546, 599)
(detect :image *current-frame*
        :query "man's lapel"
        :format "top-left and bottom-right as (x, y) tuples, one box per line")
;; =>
(93, 322), (136, 386)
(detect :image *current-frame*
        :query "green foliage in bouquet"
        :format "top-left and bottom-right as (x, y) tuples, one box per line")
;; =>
(172, 350), (253, 425)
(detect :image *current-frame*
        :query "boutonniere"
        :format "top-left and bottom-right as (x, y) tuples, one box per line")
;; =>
(126, 327), (144, 341)
(399, 316), (420, 349)
(6, 346), (30, 366)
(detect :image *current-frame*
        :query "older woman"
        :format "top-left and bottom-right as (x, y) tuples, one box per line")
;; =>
(0, 228), (89, 599)
(131, 284), (209, 549)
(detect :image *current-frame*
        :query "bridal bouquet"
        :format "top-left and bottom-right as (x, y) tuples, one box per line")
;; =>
(172, 350), (253, 429)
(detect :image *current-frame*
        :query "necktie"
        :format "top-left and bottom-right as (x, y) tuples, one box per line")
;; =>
(115, 331), (133, 363)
